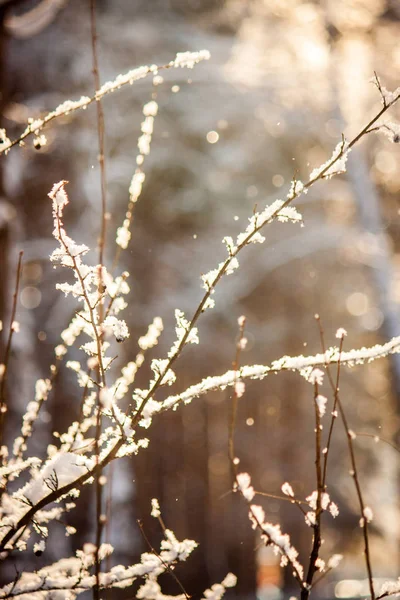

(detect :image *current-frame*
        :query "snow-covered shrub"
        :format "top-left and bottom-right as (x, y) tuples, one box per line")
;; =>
(1, 39), (400, 600)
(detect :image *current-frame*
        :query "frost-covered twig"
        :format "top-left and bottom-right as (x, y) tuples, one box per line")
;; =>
(0, 443), (121, 554)
(113, 97), (159, 263)
(0, 531), (197, 598)
(156, 335), (400, 417)
(377, 580), (400, 600)
(200, 573), (237, 600)
(49, 181), (107, 387)
(2, 335), (390, 551)
(236, 472), (305, 588)
(89, 4), (108, 595)
(0, 51), (210, 155)
(0, 500), (236, 599)
(137, 517), (190, 600)
(318, 319), (345, 488)
(12, 377), (52, 463)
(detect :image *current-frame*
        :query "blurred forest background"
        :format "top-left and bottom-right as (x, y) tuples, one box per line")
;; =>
(1, 0), (400, 598)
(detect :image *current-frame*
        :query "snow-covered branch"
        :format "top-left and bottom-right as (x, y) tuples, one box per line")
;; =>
(0, 50), (210, 155)
(156, 335), (400, 416)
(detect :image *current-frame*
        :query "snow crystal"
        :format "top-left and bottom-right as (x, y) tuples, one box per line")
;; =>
(309, 368), (324, 385)
(363, 506), (373, 522)
(335, 328), (347, 339)
(315, 395), (327, 417)
(172, 50), (211, 69)
(327, 554), (343, 569)
(310, 140), (350, 180)
(151, 498), (161, 518)
(281, 482), (294, 497)
(236, 472), (255, 501)
(234, 381), (245, 398)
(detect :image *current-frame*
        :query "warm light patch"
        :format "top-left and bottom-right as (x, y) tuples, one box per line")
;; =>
(21, 286), (41, 309)
(206, 130), (219, 144)
(346, 292), (369, 316)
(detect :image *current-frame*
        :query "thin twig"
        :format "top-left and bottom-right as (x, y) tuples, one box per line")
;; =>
(228, 316), (246, 467)
(301, 380), (323, 600)
(90, 0), (107, 271)
(336, 394), (375, 600)
(316, 319), (375, 600)
(311, 565), (337, 588)
(137, 519), (190, 600)
(89, 2), (107, 596)
(1, 53), (210, 155)
(354, 431), (400, 455)
(254, 490), (308, 507)
(372, 72), (386, 107)
(54, 197), (106, 387)
(316, 316), (344, 489)
(0, 251), (23, 446)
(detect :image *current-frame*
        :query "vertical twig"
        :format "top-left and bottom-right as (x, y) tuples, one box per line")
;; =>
(104, 460), (113, 580)
(301, 380), (323, 600)
(55, 195), (106, 597)
(0, 250), (23, 446)
(228, 316), (246, 469)
(316, 319), (375, 600)
(90, 0), (107, 271)
(335, 394), (375, 600)
(315, 316), (344, 488)
(89, 2), (107, 596)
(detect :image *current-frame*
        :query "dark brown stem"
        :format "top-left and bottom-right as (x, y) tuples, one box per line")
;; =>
(301, 381), (323, 600)
(0, 436), (123, 554)
(316, 319), (375, 600)
(90, 0), (107, 271)
(228, 317), (245, 466)
(335, 395), (375, 600)
(372, 72), (386, 108)
(89, 2), (106, 595)
(93, 397), (103, 600)
(0, 250), (23, 446)
(317, 317), (344, 488)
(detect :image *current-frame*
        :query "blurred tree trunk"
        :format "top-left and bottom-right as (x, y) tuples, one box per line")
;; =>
(346, 149), (400, 399)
